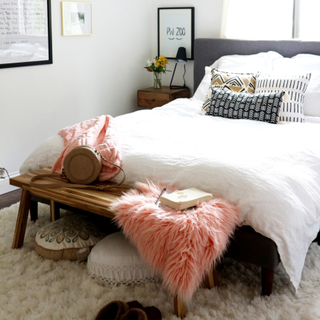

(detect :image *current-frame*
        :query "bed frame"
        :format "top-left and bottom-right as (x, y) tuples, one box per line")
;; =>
(193, 38), (320, 295)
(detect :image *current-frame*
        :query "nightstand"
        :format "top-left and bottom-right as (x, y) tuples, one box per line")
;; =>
(137, 86), (191, 109)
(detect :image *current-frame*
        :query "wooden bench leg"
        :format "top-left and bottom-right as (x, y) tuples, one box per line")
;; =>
(174, 295), (188, 318)
(173, 267), (217, 318)
(202, 266), (218, 289)
(261, 267), (274, 296)
(30, 200), (38, 222)
(12, 189), (31, 249)
(50, 200), (60, 222)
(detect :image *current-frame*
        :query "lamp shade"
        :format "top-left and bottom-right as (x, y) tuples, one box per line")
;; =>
(175, 47), (187, 64)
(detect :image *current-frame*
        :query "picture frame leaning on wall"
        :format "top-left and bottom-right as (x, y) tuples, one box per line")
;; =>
(157, 7), (195, 60)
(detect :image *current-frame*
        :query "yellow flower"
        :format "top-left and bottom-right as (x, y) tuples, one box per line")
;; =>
(144, 55), (170, 74)
(158, 56), (167, 65)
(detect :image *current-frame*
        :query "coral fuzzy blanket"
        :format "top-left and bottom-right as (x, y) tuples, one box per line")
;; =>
(111, 181), (241, 301)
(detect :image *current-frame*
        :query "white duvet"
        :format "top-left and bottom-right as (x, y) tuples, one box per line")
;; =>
(20, 98), (320, 291)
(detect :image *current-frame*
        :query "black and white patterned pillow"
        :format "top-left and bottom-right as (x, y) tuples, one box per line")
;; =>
(202, 69), (257, 111)
(255, 73), (311, 123)
(204, 87), (285, 124)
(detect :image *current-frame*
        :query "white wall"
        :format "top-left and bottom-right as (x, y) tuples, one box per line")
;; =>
(0, 0), (153, 194)
(0, 0), (224, 195)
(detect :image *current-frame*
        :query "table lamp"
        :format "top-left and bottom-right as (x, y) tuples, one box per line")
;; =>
(170, 47), (187, 89)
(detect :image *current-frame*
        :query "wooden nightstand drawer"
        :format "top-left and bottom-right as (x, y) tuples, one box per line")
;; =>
(138, 91), (170, 108)
(137, 86), (191, 109)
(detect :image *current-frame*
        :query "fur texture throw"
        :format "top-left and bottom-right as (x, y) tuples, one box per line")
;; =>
(111, 181), (240, 302)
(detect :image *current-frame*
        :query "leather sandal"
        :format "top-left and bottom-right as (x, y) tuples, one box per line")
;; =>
(126, 301), (162, 320)
(127, 301), (144, 309)
(95, 300), (129, 320)
(143, 306), (162, 320)
(120, 308), (148, 320)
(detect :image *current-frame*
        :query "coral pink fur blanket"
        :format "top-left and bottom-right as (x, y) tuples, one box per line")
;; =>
(52, 115), (121, 181)
(111, 181), (240, 302)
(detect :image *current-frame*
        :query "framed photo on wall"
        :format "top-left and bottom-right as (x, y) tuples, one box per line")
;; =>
(61, 2), (92, 36)
(158, 7), (195, 60)
(0, 0), (52, 69)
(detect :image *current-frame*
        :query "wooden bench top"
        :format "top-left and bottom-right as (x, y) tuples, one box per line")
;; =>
(10, 168), (131, 219)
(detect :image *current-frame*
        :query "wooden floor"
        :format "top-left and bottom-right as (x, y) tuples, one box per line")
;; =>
(0, 189), (21, 210)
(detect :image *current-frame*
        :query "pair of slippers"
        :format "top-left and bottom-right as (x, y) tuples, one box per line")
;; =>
(95, 300), (162, 320)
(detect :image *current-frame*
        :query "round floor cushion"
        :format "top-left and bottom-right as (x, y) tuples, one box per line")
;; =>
(34, 214), (107, 261)
(87, 232), (160, 286)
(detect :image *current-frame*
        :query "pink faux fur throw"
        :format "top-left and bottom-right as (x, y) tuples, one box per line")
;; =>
(111, 181), (241, 302)
(52, 115), (121, 181)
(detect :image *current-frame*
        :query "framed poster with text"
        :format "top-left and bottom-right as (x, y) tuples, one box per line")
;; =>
(0, 0), (52, 68)
(158, 7), (194, 60)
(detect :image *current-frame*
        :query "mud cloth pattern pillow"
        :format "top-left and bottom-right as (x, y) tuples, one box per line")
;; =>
(204, 87), (285, 124)
(202, 69), (257, 111)
(255, 73), (311, 123)
(34, 214), (107, 261)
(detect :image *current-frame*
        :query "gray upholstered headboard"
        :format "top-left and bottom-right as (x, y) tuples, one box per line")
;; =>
(194, 38), (320, 91)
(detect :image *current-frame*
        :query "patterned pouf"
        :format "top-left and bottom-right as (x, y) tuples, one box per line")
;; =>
(87, 232), (160, 286)
(34, 214), (107, 261)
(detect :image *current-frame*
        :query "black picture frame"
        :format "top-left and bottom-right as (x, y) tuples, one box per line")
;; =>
(0, 0), (52, 69)
(158, 7), (195, 60)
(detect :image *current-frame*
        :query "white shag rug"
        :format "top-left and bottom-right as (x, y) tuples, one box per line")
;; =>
(1, 203), (320, 320)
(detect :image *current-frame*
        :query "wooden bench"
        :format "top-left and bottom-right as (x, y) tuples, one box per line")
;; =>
(10, 168), (216, 318)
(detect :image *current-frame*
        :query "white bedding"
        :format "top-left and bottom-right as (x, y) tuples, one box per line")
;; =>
(20, 98), (320, 291)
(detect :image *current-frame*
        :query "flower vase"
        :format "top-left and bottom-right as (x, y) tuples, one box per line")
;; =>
(153, 72), (162, 89)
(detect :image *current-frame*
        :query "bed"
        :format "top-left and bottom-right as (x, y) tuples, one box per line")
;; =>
(20, 38), (320, 296)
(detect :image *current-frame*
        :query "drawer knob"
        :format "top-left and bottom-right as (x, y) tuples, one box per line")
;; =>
(151, 99), (155, 102)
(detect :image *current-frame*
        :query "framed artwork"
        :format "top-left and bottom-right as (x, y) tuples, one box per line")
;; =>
(61, 2), (92, 36)
(0, 0), (52, 69)
(158, 7), (195, 60)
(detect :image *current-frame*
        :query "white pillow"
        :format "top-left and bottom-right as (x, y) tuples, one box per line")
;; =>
(211, 51), (283, 73)
(255, 72), (311, 123)
(19, 135), (64, 174)
(191, 66), (211, 103)
(192, 51), (283, 103)
(273, 54), (320, 117)
(87, 232), (160, 286)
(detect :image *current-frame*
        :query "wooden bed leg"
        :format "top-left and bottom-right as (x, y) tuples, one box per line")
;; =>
(30, 200), (38, 222)
(12, 189), (31, 249)
(261, 267), (274, 296)
(174, 295), (187, 318)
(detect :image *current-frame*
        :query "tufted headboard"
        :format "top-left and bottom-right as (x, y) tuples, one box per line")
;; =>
(193, 38), (320, 91)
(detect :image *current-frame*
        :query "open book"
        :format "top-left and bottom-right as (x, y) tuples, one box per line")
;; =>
(160, 188), (213, 210)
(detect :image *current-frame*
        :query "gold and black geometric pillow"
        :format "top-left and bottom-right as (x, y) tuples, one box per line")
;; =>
(210, 68), (256, 93)
(204, 87), (285, 124)
(202, 69), (257, 111)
